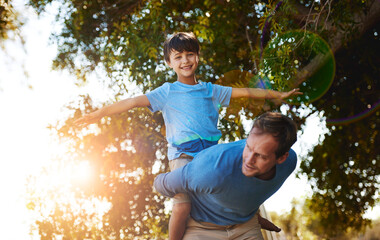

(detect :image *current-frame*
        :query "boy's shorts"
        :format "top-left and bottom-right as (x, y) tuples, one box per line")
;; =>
(169, 154), (193, 205)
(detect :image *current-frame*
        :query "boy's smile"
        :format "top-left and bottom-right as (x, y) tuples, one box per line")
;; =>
(167, 50), (199, 84)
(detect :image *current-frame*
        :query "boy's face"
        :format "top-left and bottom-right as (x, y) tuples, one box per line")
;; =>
(241, 128), (288, 180)
(167, 50), (199, 82)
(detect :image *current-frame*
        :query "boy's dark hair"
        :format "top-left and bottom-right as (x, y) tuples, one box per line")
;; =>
(250, 112), (298, 158)
(163, 32), (200, 63)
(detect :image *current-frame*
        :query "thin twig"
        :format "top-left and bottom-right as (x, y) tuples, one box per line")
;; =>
(245, 25), (257, 73)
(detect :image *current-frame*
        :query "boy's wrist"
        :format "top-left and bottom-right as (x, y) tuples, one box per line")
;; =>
(96, 108), (106, 118)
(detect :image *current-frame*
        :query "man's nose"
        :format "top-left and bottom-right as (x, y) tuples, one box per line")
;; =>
(247, 152), (257, 163)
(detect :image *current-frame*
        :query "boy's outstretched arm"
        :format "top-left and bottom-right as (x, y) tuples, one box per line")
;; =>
(231, 88), (302, 100)
(74, 95), (150, 127)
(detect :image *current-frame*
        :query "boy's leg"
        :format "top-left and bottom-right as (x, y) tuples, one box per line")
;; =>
(168, 156), (193, 240)
(169, 201), (191, 240)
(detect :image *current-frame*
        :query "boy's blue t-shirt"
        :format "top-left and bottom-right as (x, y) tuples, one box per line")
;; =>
(145, 81), (232, 160)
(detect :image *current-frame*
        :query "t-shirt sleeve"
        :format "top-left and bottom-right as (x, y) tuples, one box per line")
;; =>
(153, 167), (187, 197)
(145, 83), (170, 112)
(212, 84), (232, 107)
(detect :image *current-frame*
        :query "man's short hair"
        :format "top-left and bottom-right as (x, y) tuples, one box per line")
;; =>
(163, 32), (200, 63)
(250, 112), (298, 158)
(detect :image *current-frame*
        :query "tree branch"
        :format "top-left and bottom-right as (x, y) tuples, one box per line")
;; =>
(329, 0), (380, 52)
(289, 52), (331, 89)
(290, 0), (380, 87)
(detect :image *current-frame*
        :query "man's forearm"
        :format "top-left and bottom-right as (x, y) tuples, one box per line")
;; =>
(154, 169), (186, 197)
(154, 173), (176, 197)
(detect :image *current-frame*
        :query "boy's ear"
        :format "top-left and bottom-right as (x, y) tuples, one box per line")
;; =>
(166, 60), (173, 68)
(276, 152), (289, 165)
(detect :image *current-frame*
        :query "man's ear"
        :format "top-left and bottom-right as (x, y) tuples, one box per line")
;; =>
(276, 152), (289, 165)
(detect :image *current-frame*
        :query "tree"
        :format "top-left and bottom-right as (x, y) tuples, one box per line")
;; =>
(270, 198), (380, 239)
(0, 0), (24, 46)
(27, 0), (380, 238)
(299, 14), (380, 236)
(1, 0), (16, 41)
(1, 0), (26, 89)
(360, 218), (380, 240)
(270, 199), (320, 240)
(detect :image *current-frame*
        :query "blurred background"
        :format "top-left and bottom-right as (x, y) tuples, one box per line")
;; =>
(0, 0), (379, 239)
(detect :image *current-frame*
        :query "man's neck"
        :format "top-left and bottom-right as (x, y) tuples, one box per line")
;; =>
(257, 166), (276, 181)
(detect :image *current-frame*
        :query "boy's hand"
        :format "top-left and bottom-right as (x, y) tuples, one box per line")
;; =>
(278, 88), (303, 99)
(73, 111), (102, 128)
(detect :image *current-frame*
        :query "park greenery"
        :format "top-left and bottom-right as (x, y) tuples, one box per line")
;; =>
(1, 0), (379, 239)
(0, 0), (17, 42)
(270, 199), (380, 239)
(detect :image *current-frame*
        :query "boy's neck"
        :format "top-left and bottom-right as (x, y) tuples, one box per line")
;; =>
(177, 76), (198, 85)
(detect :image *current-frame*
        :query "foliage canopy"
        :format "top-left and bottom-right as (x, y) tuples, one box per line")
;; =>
(27, 0), (380, 238)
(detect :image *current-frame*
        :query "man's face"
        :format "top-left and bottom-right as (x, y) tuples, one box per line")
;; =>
(242, 128), (288, 179)
(167, 50), (199, 81)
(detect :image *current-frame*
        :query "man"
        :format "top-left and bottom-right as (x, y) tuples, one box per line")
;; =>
(154, 112), (298, 239)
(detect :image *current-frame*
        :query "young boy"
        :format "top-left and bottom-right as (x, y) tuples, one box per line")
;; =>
(74, 32), (301, 240)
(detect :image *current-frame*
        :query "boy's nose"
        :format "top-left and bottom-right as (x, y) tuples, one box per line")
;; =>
(183, 56), (190, 63)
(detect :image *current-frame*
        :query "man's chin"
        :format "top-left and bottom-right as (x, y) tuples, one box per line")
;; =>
(242, 168), (258, 177)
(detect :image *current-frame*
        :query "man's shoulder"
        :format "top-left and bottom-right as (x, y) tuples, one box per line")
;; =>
(185, 140), (245, 188)
(198, 139), (246, 157)
(287, 149), (297, 164)
(222, 139), (246, 150)
(218, 139), (246, 149)
(280, 148), (298, 173)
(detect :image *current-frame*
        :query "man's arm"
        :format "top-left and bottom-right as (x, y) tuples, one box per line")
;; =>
(154, 168), (187, 198)
(231, 88), (302, 100)
(74, 95), (150, 127)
